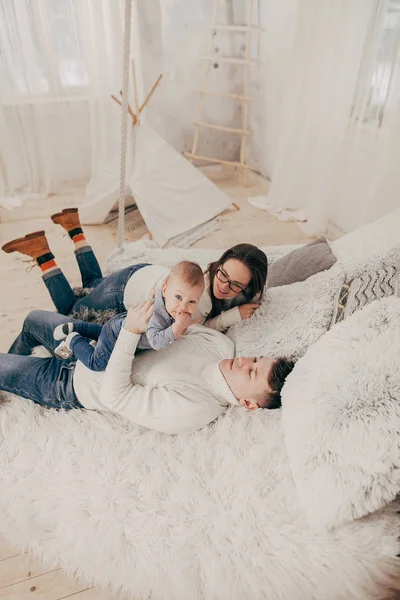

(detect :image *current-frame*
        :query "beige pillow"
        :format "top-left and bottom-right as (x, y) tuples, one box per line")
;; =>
(268, 237), (337, 288)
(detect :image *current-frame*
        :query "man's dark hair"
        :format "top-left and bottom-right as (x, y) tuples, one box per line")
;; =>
(260, 357), (295, 409)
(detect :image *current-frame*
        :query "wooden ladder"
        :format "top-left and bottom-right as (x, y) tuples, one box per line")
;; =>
(185, 0), (258, 185)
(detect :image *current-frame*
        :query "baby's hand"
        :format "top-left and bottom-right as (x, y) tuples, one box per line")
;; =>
(172, 312), (200, 338)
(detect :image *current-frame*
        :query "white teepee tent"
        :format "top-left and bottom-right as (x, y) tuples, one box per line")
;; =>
(79, 0), (233, 247)
(80, 119), (233, 247)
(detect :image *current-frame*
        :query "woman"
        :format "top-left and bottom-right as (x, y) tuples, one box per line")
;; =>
(2, 208), (268, 331)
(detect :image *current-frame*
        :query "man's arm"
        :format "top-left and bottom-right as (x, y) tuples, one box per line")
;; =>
(100, 302), (151, 409)
(99, 302), (176, 428)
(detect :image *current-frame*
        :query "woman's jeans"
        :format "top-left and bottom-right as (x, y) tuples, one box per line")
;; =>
(42, 245), (149, 315)
(2, 310), (84, 410)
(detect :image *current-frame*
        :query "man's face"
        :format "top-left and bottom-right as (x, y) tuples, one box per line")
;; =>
(219, 356), (275, 409)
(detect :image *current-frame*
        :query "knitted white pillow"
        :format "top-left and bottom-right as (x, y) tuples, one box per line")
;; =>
(282, 297), (400, 530)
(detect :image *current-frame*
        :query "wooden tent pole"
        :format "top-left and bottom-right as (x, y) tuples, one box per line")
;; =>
(240, 0), (253, 187)
(131, 60), (140, 116)
(139, 74), (163, 114)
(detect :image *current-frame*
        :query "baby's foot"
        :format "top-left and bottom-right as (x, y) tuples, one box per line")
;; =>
(54, 340), (73, 360)
(54, 322), (74, 340)
(54, 332), (78, 359)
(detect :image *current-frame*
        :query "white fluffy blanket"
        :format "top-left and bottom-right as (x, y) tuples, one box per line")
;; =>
(1, 215), (400, 599)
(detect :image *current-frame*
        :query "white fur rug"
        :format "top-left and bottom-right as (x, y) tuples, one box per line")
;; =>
(1, 218), (400, 599)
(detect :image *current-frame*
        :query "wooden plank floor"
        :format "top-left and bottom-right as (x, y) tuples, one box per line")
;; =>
(0, 539), (119, 599)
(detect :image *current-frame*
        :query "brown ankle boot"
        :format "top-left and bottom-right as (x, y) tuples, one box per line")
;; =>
(1, 231), (51, 259)
(51, 207), (81, 233)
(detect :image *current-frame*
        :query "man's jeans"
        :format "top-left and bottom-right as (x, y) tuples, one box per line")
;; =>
(43, 245), (149, 315)
(1, 310), (84, 409)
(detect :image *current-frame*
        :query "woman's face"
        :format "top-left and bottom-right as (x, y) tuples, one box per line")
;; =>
(212, 258), (252, 300)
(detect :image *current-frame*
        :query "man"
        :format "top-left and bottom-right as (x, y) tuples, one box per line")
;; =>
(1, 303), (295, 434)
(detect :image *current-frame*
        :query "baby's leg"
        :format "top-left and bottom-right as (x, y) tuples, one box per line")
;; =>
(54, 321), (103, 341)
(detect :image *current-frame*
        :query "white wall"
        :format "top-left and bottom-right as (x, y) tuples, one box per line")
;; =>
(139, 0), (252, 164)
(137, 0), (298, 179)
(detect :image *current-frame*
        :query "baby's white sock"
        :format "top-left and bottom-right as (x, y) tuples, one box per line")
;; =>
(54, 322), (74, 340)
(54, 332), (79, 360)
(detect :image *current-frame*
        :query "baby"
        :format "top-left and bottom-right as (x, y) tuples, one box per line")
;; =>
(54, 261), (205, 371)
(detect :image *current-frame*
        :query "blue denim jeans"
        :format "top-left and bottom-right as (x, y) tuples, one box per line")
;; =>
(2, 310), (84, 410)
(70, 314), (126, 372)
(42, 245), (149, 315)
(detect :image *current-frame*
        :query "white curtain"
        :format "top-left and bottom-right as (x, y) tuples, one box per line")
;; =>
(255, 0), (400, 234)
(0, 0), (131, 202)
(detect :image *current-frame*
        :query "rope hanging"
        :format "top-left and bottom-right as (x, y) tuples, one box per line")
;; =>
(117, 0), (133, 249)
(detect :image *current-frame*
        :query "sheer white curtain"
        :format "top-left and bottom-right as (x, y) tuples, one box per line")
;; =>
(0, 0), (128, 202)
(256, 0), (400, 234)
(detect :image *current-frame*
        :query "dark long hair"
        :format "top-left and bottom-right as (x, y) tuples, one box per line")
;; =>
(207, 243), (268, 319)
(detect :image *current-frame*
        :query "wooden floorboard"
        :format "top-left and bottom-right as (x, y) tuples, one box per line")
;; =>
(58, 588), (120, 599)
(0, 552), (55, 589)
(0, 539), (23, 562)
(0, 569), (86, 600)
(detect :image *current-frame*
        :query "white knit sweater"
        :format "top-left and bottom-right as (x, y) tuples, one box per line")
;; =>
(73, 325), (238, 434)
(123, 265), (242, 332)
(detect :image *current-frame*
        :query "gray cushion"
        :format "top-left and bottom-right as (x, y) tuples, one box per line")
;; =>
(268, 237), (337, 288)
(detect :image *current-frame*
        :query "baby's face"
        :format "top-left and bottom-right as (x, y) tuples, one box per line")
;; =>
(162, 276), (205, 319)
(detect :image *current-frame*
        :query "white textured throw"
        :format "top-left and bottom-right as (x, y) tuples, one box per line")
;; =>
(1, 212), (400, 599)
(105, 239), (300, 276)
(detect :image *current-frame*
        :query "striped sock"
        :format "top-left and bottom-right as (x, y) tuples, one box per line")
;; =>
(69, 227), (89, 251)
(37, 252), (58, 276)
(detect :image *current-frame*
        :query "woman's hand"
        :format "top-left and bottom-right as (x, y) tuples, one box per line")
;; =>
(238, 302), (260, 320)
(125, 301), (154, 334)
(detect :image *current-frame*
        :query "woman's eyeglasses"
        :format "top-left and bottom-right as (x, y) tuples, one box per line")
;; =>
(216, 268), (247, 294)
